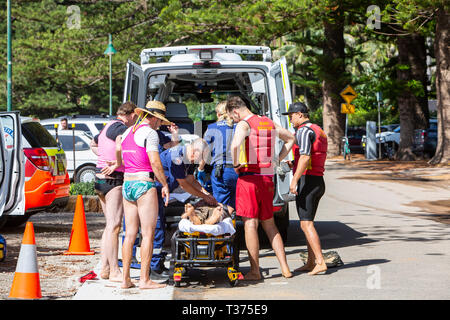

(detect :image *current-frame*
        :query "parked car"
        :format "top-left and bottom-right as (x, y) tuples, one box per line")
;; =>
(346, 127), (365, 154)
(50, 130), (97, 183)
(413, 118), (437, 158)
(123, 44), (294, 241)
(0, 114), (70, 228)
(40, 115), (112, 139)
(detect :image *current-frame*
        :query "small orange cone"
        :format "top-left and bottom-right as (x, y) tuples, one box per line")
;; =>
(9, 222), (42, 299)
(64, 195), (94, 255)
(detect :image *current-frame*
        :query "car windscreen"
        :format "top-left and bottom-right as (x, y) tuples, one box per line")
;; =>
(56, 136), (90, 151)
(22, 121), (58, 148)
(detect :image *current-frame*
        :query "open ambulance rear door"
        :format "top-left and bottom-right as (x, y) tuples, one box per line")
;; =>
(269, 56), (295, 203)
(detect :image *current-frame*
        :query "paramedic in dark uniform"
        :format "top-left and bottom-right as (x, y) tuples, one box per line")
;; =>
(200, 101), (238, 208)
(283, 102), (328, 276)
(150, 138), (217, 280)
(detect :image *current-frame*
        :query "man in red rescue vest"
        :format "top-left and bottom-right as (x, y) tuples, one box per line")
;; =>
(227, 96), (294, 281)
(283, 102), (328, 276)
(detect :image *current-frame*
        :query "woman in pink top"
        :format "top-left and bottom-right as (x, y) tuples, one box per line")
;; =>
(90, 102), (137, 282)
(111, 100), (171, 290)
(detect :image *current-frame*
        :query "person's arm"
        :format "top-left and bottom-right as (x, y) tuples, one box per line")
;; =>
(90, 135), (99, 156)
(148, 150), (170, 206)
(168, 123), (180, 144)
(177, 176), (217, 205)
(230, 120), (250, 174)
(290, 155), (310, 195)
(289, 127), (314, 195)
(274, 122), (295, 163)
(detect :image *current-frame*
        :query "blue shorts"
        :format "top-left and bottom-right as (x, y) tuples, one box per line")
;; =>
(122, 180), (155, 202)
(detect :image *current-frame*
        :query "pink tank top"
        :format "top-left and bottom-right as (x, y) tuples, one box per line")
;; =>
(96, 120), (125, 172)
(121, 124), (153, 173)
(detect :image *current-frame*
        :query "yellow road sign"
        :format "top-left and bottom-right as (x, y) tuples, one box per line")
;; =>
(340, 85), (357, 104)
(341, 103), (355, 114)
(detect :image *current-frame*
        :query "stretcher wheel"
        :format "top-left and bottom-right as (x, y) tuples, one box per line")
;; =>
(229, 279), (238, 287)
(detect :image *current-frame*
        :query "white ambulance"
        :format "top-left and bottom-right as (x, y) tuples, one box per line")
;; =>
(123, 45), (294, 241)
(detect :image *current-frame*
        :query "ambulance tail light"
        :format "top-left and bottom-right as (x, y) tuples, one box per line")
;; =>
(24, 147), (50, 171)
(273, 205), (284, 213)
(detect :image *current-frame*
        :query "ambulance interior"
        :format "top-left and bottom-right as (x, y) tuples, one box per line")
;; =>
(146, 68), (271, 221)
(146, 69), (270, 136)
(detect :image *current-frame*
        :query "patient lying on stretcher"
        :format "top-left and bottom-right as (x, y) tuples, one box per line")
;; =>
(181, 200), (234, 225)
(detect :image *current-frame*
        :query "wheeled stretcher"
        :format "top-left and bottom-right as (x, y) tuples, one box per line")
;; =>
(170, 213), (243, 287)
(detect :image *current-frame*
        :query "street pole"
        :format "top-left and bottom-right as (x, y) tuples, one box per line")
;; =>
(108, 34), (113, 116)
(376, 92), (382, 159)
(104, 34), (116, 116)
(7, 0), (12, 111)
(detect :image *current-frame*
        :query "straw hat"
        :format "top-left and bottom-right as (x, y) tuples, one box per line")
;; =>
(135, 101), (172, 125)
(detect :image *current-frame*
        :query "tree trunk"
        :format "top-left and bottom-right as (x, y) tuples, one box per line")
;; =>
(409, 34), (429, 130)
(395, 34), (428, 160)
(430, 7), (450, 165)
(322, 18), (346, 156)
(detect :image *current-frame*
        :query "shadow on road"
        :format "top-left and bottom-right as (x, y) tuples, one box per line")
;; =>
(285, 220), (377, 250)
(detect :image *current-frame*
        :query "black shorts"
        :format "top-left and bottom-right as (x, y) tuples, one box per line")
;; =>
(94, 171), (124, 197)
(295, 175), (325, 221)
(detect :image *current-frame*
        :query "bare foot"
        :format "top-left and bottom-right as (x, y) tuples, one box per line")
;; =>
(294, 263), (315, 272)
(109, 272), (122, 283)
(121, 278), (135, 289)
(308, 262), (327, 275)
(139, 280), (167, 290)
(100, 268), (110, 280)
(243, 271), (262, 281)
(282, 269), (293, 278)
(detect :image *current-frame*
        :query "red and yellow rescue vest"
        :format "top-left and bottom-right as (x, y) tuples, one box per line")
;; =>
(293, 122), (328, 176)
(239, 114), (275, 175)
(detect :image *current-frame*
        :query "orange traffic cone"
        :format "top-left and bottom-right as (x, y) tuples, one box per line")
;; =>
(9, 222), (42, 299)
(64, 195), (95, 255)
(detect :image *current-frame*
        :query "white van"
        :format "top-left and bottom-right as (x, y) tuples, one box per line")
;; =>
(123, 45), (294, 241)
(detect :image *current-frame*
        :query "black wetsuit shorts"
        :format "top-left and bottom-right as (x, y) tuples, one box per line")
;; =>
(94, 171), (124, 196)
(295, 175), (325, 221)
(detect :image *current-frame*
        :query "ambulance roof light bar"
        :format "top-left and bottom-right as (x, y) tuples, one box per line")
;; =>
(140, 45), (272, 64)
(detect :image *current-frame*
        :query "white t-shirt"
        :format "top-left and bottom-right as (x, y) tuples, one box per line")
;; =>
(121, 125), (159, 152)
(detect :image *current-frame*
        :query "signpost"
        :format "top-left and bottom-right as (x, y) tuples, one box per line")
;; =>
(376, 92), (383, 159)
(340, 84), (357, 137)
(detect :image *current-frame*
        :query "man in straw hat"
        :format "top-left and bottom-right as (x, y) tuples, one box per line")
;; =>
(108, 100), (171, 289)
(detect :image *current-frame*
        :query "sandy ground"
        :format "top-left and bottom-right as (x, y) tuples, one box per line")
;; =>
(0, 212), (104, 300)
(0, 157), (448, 300)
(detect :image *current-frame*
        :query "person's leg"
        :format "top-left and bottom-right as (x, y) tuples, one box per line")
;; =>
(260, 218), (292, 278)
(136, 187), (166, 289)
(242, 217), (261, 280)
(103, 186), (124, 282)
(204, 205), (223, 225)
(121, 198), (139, 289)
(97, 192), (110, 279)
(295, 242), (315, 272)
(151, 188), (166, 273)
(222, 168), (238, 208)
(300, 220), (327, 275)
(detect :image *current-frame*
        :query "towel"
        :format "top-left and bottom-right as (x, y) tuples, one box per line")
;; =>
(178, 217), (236, 236)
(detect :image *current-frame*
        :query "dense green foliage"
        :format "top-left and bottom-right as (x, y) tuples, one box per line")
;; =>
(0, 0), (447, 132)
(70, 181), (95, 196)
